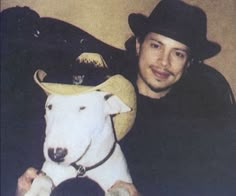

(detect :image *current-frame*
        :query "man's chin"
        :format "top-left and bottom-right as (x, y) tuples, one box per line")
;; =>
(148, 83), (172, 93)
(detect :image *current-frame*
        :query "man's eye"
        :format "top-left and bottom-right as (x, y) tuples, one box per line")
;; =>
(150, 43), (160, 49)
(175, 51), (186, 59)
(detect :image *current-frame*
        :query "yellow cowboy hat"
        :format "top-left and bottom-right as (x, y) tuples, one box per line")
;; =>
(34, 69), (136, 141)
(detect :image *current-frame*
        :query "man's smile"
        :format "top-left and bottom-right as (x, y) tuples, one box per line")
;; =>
(150, 66), (173, 80)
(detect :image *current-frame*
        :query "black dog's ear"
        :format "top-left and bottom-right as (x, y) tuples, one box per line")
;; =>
(1, 6), (41, 40)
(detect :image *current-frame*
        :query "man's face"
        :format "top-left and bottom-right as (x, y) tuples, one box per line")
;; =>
(136, 32), (190, 98)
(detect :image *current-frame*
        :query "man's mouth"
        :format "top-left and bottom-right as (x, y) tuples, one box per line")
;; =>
(150, 66), (172, 80)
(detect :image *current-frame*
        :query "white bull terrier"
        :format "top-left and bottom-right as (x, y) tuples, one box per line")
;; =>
(25, 91), (132, 196)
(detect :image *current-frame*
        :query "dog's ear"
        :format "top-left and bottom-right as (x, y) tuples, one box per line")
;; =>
(104, 93), (131, 115)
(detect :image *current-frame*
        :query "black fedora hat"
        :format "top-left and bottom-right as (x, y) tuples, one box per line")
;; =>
(128, 0), (221, 60)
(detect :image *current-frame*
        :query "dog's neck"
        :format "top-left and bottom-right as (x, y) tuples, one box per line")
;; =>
(76, 117), (116, 167)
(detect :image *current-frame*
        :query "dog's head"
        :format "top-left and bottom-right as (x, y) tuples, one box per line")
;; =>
(43, 91), (130, 165)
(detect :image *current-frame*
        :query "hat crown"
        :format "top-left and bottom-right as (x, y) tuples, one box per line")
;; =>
(148, 0), (207, 48)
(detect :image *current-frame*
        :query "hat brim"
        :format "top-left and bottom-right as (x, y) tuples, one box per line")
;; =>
(128, 13), (221, 59)
(34, 69), (136, 140)
(195, 40), (221, 60)
(128, 13), (149, 37)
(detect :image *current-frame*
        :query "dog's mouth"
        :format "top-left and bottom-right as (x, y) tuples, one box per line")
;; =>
(71, 141), (92, 165)
(46, 140), (92, 165)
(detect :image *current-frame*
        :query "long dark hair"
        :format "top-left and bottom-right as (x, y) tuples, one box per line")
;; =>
(120, 36), (139, 84)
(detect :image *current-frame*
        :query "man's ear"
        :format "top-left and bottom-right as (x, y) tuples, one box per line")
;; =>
(104, 94), (131, 115)
(185, 59), (191, 70)
(186, 61), (191, 69)
(135, 38), (141, 56)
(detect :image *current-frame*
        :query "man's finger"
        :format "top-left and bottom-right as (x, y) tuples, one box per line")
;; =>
(16, 167), (40, 196)
(109, 180), (140, 196)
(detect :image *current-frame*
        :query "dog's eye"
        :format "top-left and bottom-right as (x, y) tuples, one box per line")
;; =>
(46, 104), (53, 110)
(79, 106), (86, 111)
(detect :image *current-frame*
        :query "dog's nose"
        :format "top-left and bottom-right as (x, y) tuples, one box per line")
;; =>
(48, 147), (68, 162)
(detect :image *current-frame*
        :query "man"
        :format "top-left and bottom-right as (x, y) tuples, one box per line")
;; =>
(120, 0), (236, 195)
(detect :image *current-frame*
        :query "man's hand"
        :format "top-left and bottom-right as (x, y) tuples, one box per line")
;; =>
(16, 167), (39, 196)
(107, 180), (141, 196)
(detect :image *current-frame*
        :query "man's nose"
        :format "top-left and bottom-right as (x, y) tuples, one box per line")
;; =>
(159, 49), (170, 67)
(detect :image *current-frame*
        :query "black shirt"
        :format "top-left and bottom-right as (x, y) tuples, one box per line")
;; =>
(120, 66), (236, 195)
